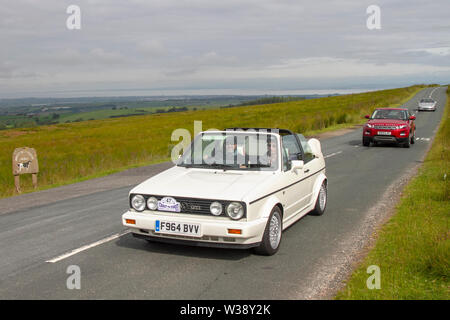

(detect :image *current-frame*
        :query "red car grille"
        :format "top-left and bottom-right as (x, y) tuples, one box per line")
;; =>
(374, 125), (397, 130)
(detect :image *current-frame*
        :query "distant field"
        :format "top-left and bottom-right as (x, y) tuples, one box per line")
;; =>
(56, 106), (196, 123)
(0, 85), (424, 198)
(0, 96), (260, 129)
(336, 87), (449, 300)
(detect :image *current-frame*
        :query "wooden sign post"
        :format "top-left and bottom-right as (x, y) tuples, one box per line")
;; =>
(12, 147), (39, 193)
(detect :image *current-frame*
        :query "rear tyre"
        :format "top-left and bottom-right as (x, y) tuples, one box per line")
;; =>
(362, 137), (370, 147)
(310, 181), (327, 216)
(254, 207), (282, 256)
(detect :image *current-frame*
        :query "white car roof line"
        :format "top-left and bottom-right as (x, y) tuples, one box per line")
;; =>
(199, 130), (281, 136)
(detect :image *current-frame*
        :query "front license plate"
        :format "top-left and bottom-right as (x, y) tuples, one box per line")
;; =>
(378, 131), (391, 135)
(155, 220), (202, 237)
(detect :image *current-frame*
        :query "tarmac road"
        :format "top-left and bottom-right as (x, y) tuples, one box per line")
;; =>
(0, 86), (446, 299)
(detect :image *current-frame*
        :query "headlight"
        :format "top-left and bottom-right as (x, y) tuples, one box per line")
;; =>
(366, 123), (373, 128)
(397, 125), (407, 129)
(147, 197), (158, 211)
(210, 202), (223, 216)
(131, 195), (146, 211)
(226, 202), (244, 220)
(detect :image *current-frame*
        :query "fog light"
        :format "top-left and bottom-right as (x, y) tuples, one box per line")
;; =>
(147, 197), (158, 211)
(210, 201), (223, 216)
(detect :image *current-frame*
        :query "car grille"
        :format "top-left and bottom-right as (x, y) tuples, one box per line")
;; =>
(154, 196), (214, 215)
(374, 125), (397, 130)
(130, 194), (245, 217)
(178, 197), (215, 215)
(374, 136), (397, 142)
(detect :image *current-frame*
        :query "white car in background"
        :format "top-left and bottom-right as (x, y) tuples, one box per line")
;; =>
(122, 128), (327, 255)
(418, 98), (437, 111)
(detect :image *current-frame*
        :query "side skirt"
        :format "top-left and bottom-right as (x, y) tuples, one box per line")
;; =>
(282, 201), (315, 230)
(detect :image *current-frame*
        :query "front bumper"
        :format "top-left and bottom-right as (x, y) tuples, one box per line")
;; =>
(363, 128), (410, 144)
(122, 210), (267, 248)
(132, 233), (260, 249)
(418, 106), (436, 111)
(371, 136), (408, 144)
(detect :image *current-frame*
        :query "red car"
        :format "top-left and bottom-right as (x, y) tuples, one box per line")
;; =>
(362, 107), (416, 148)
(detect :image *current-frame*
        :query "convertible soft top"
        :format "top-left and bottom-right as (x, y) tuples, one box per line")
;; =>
(225, 127), (294, 135)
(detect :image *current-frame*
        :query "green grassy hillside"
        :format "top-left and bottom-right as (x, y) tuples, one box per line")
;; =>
(0, 85), (424, 198)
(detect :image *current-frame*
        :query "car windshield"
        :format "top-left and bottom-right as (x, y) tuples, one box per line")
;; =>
(420, 99), (434, 103)
(178, 132), (279, 171)
(371, 109), (408, 120)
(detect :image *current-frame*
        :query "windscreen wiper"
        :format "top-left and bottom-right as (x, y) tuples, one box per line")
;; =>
(208, 163), (238, 170)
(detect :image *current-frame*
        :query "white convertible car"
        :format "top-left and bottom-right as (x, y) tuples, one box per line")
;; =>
(122, 128), (327, 255)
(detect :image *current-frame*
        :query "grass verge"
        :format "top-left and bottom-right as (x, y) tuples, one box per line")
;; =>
(335, 87), (449, 300)
(0, 85), (424, 198)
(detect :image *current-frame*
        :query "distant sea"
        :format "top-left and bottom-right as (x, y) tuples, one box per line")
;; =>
(1, 88), (380, 99)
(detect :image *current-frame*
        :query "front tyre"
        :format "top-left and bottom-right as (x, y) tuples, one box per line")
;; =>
(254, 207), (282, 256)
(310, 181), (327, 216)
(362, 137), (371, 147)
(403, 136), (411, 148)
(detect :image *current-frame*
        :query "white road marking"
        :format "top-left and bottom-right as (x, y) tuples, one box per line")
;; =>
(46, 229), (131, 263)
(324, 151), (343, 158)
(429, 87), (438, 98)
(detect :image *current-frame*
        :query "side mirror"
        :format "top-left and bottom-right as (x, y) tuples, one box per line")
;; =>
(308, 138), (322, 158)
(291, 160), (304, 173)
(409, 115), (416, 120)
(364, 115), (371, 119)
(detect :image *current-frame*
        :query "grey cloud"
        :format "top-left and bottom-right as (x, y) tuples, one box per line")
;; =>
(0, 0), (449, 98)
(137, 40), (167, 57)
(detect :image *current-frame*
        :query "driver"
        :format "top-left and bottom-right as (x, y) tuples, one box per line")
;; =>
(225, 141), (246, 167)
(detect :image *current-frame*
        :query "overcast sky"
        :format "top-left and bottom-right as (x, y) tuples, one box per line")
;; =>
(0, 0), (449, 98)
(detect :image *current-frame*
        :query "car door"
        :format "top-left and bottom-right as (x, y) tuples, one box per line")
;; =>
(280, 134), (311, 221)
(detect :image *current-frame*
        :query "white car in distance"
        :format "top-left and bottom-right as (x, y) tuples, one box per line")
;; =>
(122, 128), (327, 255)
(418, 98), (437, 111)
